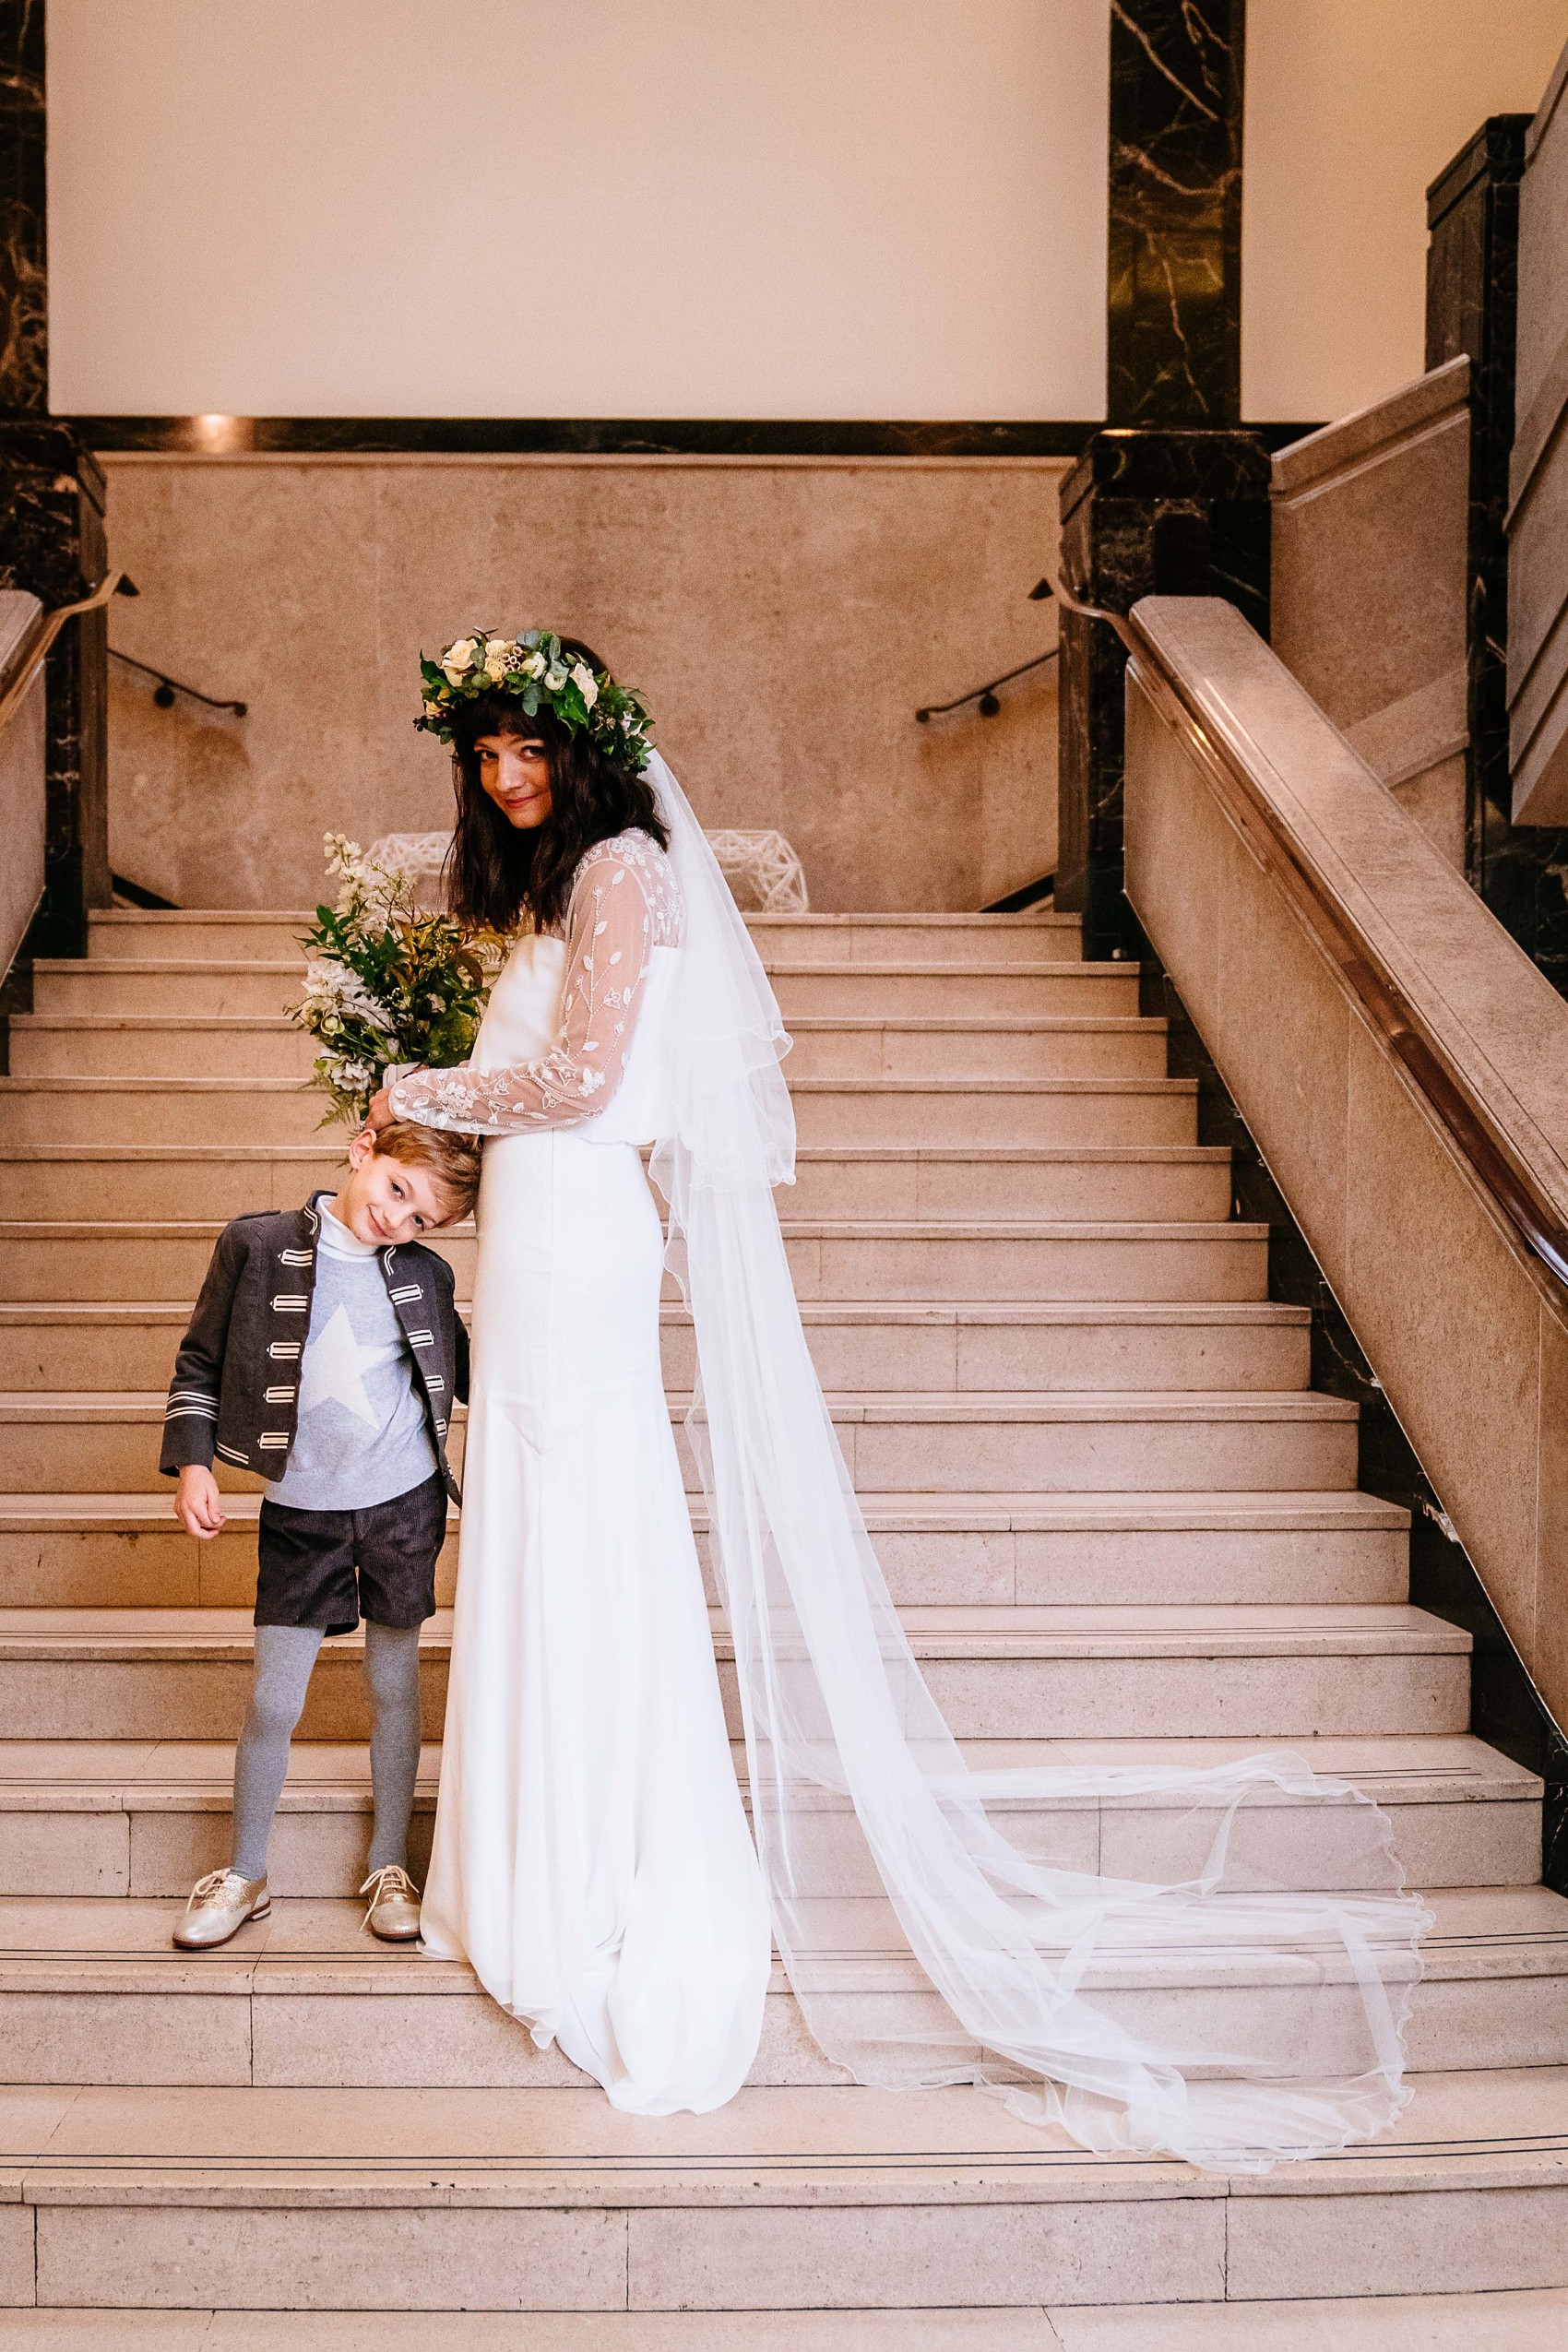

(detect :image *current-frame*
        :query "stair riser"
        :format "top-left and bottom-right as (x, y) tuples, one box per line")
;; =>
(790, 1159), (1233, 1222)
(28, 2178), (1568, 2311)
(8, 1027), (318, 1080)
(786, 1030), (1172, 1083)
(0, 1519), (1409, 1612)
(0, 1157), (347, 1222)
(0, 1649), (1469, 1741)
(40, 966), (1135, 1019)
(782, 970), (1132, 1016)
(88, 914), (1081, 965)
(0, 1312), (1311, 1396)
(1, 1966), (1559, 2092)
(0, 1229), (1268, 1305)
(10, 1023), (1170, 1085)
(0, 1409), (1359, 1496)
(791, 1089), (1198, 1149)
(0, 1083), (1199, 1149)
(38, 968), (304, 1017)
(6, 1771), (1522, 1902)
(0, 1151), (1236, 1225)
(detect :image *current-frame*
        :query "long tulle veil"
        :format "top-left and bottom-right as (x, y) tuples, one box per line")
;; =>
(645, 749), (1431, 2172)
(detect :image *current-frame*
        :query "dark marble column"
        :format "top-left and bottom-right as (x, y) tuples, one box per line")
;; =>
(1427, 115), (1568, 997)
(1056, 430), (1271, 960)
(0, 0), (44, 410)
(0, 422), (109, 955)
(0, 0), (111, 961)
(1055, 6), (1258, 959)
(1107, 0), (1245, 428)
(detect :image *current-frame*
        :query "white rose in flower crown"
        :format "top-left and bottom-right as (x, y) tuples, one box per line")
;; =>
(570, 661), (599, 710)
(442, 637), (477, 682)
(521, 649), (546, 680)
(544, 667), (567, 693)
(483, 643), (511, 682)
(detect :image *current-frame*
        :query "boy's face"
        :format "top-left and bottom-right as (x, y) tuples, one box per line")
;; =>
(335, 1132), (455, 1245)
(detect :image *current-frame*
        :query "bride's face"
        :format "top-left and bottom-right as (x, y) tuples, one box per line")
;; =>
(476, 731), (552, 829)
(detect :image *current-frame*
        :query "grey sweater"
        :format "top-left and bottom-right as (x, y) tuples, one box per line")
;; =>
(268, 1200), (439, 1511)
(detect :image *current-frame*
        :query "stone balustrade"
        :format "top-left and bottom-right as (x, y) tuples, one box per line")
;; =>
(1125, 592), (1568, 1734)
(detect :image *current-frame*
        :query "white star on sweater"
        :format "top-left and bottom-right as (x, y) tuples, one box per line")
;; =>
(296, 1303), (395, 1427)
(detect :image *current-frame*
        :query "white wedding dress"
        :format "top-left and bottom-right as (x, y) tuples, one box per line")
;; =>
(392, 832), (771, 2113)
(389, 758), (1431, 2169)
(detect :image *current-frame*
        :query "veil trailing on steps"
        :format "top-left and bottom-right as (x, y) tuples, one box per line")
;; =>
(644, 748), (1431, 2173)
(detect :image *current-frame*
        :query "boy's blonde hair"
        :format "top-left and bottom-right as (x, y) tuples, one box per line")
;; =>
(371, 1120), (481, 1224)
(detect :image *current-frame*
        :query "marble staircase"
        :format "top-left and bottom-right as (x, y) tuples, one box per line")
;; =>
(2, 904), (1567, 2330)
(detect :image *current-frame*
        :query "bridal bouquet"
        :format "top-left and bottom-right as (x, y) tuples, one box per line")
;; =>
(291, 834), (500, 1126)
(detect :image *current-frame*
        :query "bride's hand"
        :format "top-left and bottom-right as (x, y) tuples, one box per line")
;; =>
(364, 1084), (396, 1132)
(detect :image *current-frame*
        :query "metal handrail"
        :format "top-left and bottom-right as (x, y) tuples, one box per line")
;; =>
(1053, 570), (1568, 1297)
(916, 647), (1059, 723)
(0, 570), (138, 738)
(108, 647), (247, 716)
(915, 577), (1059, 723)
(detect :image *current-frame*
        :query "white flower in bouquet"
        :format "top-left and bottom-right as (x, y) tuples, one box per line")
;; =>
(292, 830), (499, 1128)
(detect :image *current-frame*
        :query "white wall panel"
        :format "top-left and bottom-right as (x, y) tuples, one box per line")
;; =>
(1243, 0), (1568, 423)
(46, 0), (1109, 420)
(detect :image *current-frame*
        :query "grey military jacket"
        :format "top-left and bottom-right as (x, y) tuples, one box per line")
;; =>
(160, 1196), (469, 1503)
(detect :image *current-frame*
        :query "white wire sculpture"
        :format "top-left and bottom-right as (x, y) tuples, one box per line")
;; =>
(368, 826), (809, 916)
(702, 828), (809, 913)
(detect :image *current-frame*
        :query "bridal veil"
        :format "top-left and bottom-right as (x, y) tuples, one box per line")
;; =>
(645, 749), (1430, 2172)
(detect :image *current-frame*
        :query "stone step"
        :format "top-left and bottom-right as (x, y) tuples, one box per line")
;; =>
(0, 1732), (1532, 1901)
(3, 2068), (1566, 2310)
(0, 1298), (1308, 1398)
(0, 1074), (1200, 1148)
(0, 1389), (1359, 1497)
(0, 1141), (1237, 1225)
(0, 1489), (1411, 1612)
(36, 955), (1135, 1020)
(0, 2294), (1562, 2350)
(86, 907), (1082, 965)
(6, 1012), (1173, 1085)
(0, 1218), (1268, 1307)
(0, 1605), (1470, 1742)
(0, 1885), (1561, 2091)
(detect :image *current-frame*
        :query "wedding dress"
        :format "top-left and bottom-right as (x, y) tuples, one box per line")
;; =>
(392, 833), (771, 2113)
(391, 754), (1431, 2168)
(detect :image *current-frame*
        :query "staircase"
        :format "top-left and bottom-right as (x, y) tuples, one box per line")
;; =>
(1, 902), (1566, 2342)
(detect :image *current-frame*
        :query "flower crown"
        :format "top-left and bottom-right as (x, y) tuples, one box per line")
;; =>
(414, 628), (652, 769)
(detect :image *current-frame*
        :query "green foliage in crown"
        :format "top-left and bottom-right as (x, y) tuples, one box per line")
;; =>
(415, 628), (652, 769)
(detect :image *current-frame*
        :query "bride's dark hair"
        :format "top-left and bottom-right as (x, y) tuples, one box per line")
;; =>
(443, 636), (669, 933)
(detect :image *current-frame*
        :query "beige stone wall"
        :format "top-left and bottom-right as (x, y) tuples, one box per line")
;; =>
(1125, 595), (1568, 1734)
(1270, 359), (1471, 869)
(101, 453), (1063, 915)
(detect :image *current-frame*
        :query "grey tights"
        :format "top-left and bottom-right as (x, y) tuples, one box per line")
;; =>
(230, 1620), (423, 1882)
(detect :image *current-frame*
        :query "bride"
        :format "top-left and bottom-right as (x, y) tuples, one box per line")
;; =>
(371, 626), (1431, 2164)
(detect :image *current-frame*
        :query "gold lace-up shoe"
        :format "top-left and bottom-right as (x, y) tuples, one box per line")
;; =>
(361, 1864), (422, 1942)
(172, 1868), (271, 1950)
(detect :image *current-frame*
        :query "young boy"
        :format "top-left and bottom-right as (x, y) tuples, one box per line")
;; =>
(160, 1118), (480, 1951)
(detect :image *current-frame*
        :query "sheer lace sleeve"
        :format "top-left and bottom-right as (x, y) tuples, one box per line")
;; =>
(386, 833), (683, 1137)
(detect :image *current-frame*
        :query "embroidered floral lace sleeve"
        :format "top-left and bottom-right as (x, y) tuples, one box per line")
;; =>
(386, 834), (683, 1136)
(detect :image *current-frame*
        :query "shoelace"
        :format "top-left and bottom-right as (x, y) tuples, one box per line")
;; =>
(360, 1864), (418, 1913)
(187, 1868), (249, 1905)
